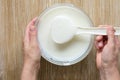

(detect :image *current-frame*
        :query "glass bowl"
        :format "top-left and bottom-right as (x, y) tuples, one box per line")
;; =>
(36, 3), (94, 66)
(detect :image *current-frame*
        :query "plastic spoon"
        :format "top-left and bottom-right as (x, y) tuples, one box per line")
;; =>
(51, 25), (120, 44)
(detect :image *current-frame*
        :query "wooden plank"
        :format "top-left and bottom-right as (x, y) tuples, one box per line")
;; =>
(0, 0), (120, 80)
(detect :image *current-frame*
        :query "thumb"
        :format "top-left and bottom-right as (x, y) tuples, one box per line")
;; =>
(30, 26), (38, 45)
(107, 26), (115, 46)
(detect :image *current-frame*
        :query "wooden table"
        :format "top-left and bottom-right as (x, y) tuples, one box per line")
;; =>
(0, 0), (120, 80)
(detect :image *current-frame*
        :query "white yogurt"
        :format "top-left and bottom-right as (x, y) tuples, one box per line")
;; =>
(51, 16), (75, 44)
(37, 4), (94, 66)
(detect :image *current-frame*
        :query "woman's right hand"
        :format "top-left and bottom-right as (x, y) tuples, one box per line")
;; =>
(95, 25), (120, 80)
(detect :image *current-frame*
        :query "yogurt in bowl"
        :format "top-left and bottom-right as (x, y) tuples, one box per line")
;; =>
(36, 4), (94, 66)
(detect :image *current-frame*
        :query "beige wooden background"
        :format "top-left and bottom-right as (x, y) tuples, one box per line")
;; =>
(0, 0), (120, 80)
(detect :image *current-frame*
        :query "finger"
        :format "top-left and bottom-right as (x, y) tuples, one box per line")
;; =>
(98, 41), (104, 48)
(115, 36), (120, 48)
(95, 35), (104, 47)
(96, 35), (103, 42)
(27, 17), (38, 28)
(98, 41), (104, 49)
(95, 39), (104, 50)
(24, 24), (30, 48)
(24, 17), (38, 47)
(29, 26), (38, 45)
(107, 26), (115, 46)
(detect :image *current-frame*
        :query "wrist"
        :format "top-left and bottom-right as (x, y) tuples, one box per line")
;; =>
(99, 64), (118, 73)
(23, 59), (40, 71)
(100, 65), (118, 72)
(101, 60), (118, 69)
(21, 59), (40, 80)
(99, 65), (120, 80)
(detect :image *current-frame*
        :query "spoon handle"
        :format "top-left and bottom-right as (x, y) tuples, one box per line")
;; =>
(76, 27), (120, 35)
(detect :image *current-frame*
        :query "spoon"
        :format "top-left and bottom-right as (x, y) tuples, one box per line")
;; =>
(51, 25), (120, 44)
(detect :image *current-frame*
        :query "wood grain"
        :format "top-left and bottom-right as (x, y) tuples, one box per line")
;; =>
(0, 0), (120, 80)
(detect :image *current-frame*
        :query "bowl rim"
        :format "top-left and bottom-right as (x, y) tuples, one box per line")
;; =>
(36, 3), (94, 66)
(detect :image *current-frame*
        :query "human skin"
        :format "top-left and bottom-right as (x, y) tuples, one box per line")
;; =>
(21, 17), (41, 80)
(95, 25), (120, 80)
(21, 19), (120, 80)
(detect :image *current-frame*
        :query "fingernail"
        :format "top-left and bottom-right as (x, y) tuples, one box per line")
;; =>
(33, 17), (38, 21)
(32, 17), (38, 25)
(98, 42), (103, 47)
(107, 26), (115, 33)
